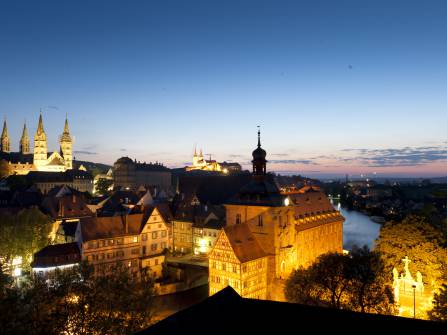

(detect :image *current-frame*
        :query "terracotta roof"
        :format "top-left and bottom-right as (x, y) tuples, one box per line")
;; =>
(79, 214), (145, 242)
(224, 223), (267, 263)
(41, 194), (93, 219)
(290, 191), (336, 216)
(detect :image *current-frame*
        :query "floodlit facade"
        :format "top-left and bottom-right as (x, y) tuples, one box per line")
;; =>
(75, 207), (169, 278)
(209, 223), (268, 299)
(210, 129), (344, 299)
(0, 114), (73, 175)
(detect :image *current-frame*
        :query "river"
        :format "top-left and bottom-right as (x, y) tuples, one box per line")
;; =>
(332, 201), (381, 250)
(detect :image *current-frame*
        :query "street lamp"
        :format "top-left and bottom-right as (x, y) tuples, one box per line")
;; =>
(412, 284), (417, 318)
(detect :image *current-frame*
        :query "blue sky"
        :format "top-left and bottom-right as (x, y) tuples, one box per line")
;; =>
(1, 0), (447, 177)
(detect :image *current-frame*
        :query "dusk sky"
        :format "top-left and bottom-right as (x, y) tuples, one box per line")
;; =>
(1, 0), (447, 178)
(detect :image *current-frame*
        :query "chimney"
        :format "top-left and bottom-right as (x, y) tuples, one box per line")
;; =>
(124, 215), (129, 234)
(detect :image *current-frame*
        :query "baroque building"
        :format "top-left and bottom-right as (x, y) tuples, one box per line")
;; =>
(209, 129), (344, 299)
(113, 157), (172, 191)
(0, 113), (73, 175)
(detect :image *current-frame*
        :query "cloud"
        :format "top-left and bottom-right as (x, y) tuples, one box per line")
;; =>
(229, 154), (244, 158)
(339, 145), (447, 167)
(120, 148), (127, 152)
(270, 153), (289, 157)
(269, 159), (317, 165)
(74, 150), (97, 155)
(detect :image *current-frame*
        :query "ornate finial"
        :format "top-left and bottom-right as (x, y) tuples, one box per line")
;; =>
(257, 125), (261, 148)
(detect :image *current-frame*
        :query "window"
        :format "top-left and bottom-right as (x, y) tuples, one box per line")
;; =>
(116, 250), (124, 257)
(222, 263), (226, 271)
(152, 232), (158, 239)
(142, 233), (147, 241)
(117, 238), (124, 245)
(233, 265), (237, 273)
(155, 258), (159, 265)
(133, 236), (138, 243)
(131, 248), (139, 255)
(161, 230), (167, 238)
(142, 246), (146, 255)
(151, 244), (157, 251)
(108, 239), (114, 246)
(107, 252), (113, 259)
(242, 265), (247, 273)
(236, 214), (241, 224)
(257, 215), (263, 227)
(161, 242), (167, 249)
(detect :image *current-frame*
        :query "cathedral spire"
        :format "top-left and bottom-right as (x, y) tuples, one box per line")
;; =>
(20, 121), (30, 154)
(1, 118), (10, 153)
(63, 114), (70, 134)
(37, 111), (45, 135)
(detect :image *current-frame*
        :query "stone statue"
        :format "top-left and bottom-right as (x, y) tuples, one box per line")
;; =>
(393, 267), (399, 282)
(402, 256), (413, 281)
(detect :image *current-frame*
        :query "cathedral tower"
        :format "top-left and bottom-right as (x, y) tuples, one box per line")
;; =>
(1, 119), (10, 153)
(59, 116), (73, 169)
(20, 122), (30, 154)
(34, 113), (48, 168)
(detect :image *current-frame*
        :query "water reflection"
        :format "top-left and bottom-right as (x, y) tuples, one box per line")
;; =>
(331, 200), (381, 250)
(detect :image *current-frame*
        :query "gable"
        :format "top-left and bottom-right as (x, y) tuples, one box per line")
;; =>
(142, 207), (168, 232)
(209, 230), (240, 264)
(47, 152), (65, 166)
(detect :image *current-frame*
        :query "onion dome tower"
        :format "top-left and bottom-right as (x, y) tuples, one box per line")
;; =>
(252, 126), (267, 178)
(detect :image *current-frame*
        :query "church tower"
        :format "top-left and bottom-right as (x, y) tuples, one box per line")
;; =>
(251, 127), (267, 178)
(59, 116), (73, 169)
(1, 119), (10, 153)
(34, 113), (48, 168)
(20, 122), (30, 154)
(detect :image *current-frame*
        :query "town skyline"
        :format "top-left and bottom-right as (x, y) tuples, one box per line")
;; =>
(1, 1), (447, 178)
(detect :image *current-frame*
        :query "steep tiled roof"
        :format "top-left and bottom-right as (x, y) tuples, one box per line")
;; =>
(41, 194), (93, 219)
(0, 151), (33, 164)
(224, 223), (267, 263)
(79, 214), (145, 242)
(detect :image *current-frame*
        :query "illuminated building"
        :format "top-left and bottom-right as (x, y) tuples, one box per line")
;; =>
(186, 147), (222, 172)
(209, 223), (268, 299)
(75, 207), (169, 278)
(209, 129), (344, 299)
(0, 113), (73, 175)
(31, 242), (81, 278)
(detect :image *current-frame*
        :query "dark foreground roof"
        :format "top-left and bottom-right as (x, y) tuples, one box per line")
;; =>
(137, 287), (446, 335)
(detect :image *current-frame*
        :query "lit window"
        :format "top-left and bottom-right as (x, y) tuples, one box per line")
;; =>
(133, 236), (138, 243)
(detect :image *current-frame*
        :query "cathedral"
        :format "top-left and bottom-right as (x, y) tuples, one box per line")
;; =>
(0, 113), (73, 175)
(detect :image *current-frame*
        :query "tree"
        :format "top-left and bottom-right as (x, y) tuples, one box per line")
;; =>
(0, 207), (53, 272)
(0, 262), (156, 335)
(428, 283), (447, 321)
(375, 215), (447, 289)
(285, 249), (395, 314)
(0, 159), (10, 179)
(346, 246), (395, 314)
(95, 177), (113, 196)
